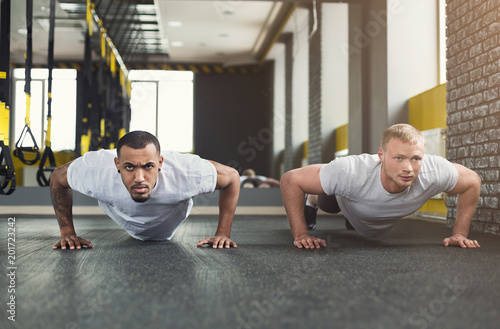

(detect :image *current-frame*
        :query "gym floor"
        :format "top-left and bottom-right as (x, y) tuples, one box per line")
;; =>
(1, 214), (499, 329)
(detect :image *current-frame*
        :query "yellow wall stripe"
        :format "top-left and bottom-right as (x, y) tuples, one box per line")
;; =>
(409, 83), (448, 216)
(336, 124), (348, 152)
(409, 83), (447, 131)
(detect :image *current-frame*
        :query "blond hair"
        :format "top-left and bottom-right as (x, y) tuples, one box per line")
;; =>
(380, 124), (425, 150)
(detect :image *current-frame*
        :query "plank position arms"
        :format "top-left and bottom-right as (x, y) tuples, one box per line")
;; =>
(50, 131), (240, 250)
(50, 158), (240, 250)
(280, 124), (481, 250)
(280, 163), (481, 249)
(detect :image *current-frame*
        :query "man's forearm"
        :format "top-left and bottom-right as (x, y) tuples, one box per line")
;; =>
(50, 184), (76, 235)
(453, 189), (480, 237)
(283, 193), (308, 239)
(216, 181), (239, 236)
(207, 161), (240, 237)
(280, 174), (308, 239)
(448, 164), (481, 238)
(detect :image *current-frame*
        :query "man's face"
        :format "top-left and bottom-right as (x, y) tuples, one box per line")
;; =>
(378, 137), (425, 194)
(114, 144), (163, 202)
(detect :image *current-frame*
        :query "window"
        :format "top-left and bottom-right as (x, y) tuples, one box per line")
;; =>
(129, 70), (194, 153)
(13, 68), (77, 151)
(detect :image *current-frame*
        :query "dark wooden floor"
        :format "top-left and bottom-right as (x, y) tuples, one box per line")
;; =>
(1, 214), (499, 329)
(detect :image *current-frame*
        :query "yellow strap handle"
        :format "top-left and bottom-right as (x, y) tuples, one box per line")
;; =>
(100, 118), (105, 137)
(0, 102), (9, 145)
(127, 80), (132, 99)
(101, 29), (106, 58)
(25, 93), (31, 127)
(87, 0), (93, 36)
(46, 91), (52, 146)
(118, 127), (126, 140)
(81, 128), (90, 155)
(45, 116), (52, 148)
(110, 51), (116, 77)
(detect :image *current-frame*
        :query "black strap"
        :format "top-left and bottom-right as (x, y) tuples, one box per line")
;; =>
(14, 0), (40, 165)
(0, 141), (16, 195)
(0, 0), (11, 104)
(47, 0), (54, 118)
(24, 0), (32, 95)
(0, 1), (15, 195)
(13, 124), (40, 165)
(36, 0), (56, 187)
(36, 146), (56, 186)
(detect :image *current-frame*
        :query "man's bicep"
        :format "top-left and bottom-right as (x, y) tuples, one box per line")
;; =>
(281, 164), (326, 195)
(447, 163), (481, 195)
(51, 160), (74, 189)
(207, 160), (238, 190)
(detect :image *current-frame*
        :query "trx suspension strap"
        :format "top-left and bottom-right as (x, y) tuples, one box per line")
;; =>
(0, 0), (16, 195)
(13, 0), (41, 165)
(80, 19), (92, 154)
(37, 0), (56, 186)
(0, 141), (15, 195)
(80, 0), (94, 153)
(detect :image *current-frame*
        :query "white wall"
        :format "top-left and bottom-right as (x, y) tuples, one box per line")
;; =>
(321, 3), (349, 160)
(387, 0), (439, 125)
(366, 0), (390, 153)
(268, 43), (286, 174)
(289, 8), (309, 165)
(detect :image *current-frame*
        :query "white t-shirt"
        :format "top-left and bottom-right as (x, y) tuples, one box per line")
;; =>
(67, 149), (217, 241)
(240, 175), (267, 183)
(319, 154), (458, 237)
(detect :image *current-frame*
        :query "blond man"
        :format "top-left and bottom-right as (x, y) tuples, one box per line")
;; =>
(281, 124), (481, 249)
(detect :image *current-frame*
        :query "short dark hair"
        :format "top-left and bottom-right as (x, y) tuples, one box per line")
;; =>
(116, 131), (161, 158)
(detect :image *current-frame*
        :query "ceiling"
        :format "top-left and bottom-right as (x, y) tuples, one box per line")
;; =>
(8, 0), (309, 68)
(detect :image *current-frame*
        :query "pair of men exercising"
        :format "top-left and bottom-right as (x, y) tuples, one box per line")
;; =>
(51, 124), (481, 250)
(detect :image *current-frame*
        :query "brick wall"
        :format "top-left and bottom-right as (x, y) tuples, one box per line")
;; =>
(446, 0), (500, 235)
